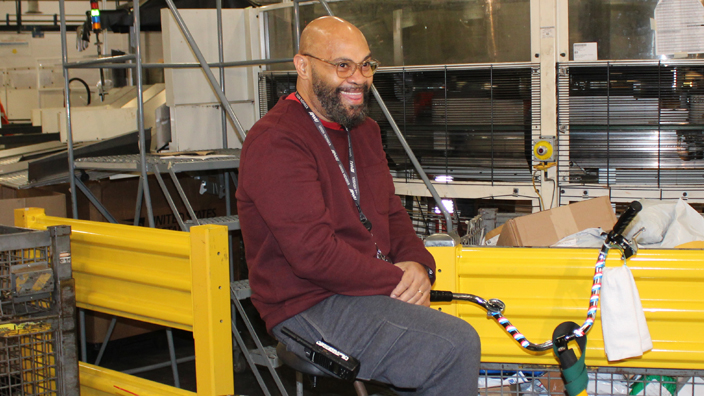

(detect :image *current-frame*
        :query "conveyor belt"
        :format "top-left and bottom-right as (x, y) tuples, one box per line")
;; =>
(185, 215), (240, 230)
(74, 149), (241, 173)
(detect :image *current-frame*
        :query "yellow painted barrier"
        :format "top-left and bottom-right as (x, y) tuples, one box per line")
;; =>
(79, 363), (193, 396)
(15, 208), (234, 396)
(430, 244), (704, 370)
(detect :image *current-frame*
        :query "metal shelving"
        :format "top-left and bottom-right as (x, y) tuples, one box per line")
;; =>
(73, 150), (241, 173)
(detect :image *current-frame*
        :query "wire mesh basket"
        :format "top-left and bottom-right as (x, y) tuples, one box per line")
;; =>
(0, 225), (76, 396)
(479, 363), (704, 396)
(0, 321), (57, 395)
(0, 245), (54, 320)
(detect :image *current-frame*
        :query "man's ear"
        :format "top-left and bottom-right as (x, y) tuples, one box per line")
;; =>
(293, 54), (309, 80)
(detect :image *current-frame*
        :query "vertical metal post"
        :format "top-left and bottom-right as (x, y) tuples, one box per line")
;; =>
(134, 0), (155, 228)
(216, 0), (232, 216)
(50, 225), (79, 395)
(15, 0), (21, 33)
(165, 328), (181, 388)
(190, 225), (234, 395)
(316, 0), (454, 232)
(293, 0), (300, 53)
(217, 0), (228, 150)
(101, 0), (108, 57)
(79, 309), (87, 362)
(59, 0), (78, 220)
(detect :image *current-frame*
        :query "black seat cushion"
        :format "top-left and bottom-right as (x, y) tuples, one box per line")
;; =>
(276, 342), (330, 377)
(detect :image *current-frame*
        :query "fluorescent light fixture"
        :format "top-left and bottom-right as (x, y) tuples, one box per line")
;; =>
(433, 199), (454, 214)
(434, 175), (453, 183)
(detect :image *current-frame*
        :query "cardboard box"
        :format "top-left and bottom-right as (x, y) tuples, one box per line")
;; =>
(83, 310), (162, 344)
(0, 189), (67, 226)
(538, 371), (565, 395)
(79, 174), (228, 230)
(485, 224), (503, 241)
(496, 196), (617, 247)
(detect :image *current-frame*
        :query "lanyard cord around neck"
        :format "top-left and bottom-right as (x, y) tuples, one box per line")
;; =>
(294, 92), (372, 232)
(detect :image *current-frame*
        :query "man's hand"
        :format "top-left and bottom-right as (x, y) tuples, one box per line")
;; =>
(390, 261), (431, 307)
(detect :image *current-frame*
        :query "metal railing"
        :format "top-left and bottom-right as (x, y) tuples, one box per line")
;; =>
(16, 207), (234, 395)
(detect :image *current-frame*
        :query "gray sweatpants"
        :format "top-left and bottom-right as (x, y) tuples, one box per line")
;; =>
(272, 294), (481, 395)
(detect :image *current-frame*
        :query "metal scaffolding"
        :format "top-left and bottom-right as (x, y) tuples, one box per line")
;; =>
(57, 0), (453, 233)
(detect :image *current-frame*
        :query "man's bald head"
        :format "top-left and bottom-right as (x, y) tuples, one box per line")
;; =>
(293, 16), (373, 129)
(299, 16), (369, 57)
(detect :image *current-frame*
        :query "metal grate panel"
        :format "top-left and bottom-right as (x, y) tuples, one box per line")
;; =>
(478, 363), (704, 396)
(260, 63), (540, 184)
(558, 61), (704, 188)
(0, 321), (57, 396)
(0, 246), (53, 320)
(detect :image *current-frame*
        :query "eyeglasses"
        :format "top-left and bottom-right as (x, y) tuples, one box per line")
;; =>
(302, 53), (380, 78)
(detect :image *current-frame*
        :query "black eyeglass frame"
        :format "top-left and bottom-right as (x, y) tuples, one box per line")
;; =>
(302, 53), (380, 78)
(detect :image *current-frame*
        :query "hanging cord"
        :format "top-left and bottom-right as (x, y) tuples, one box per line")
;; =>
(532, 162), (557, 211)
(548, 177), (557, 210)
(531, 170), (545, 211)
(68, 77), (91, 106)
(415, 196), (431, 236)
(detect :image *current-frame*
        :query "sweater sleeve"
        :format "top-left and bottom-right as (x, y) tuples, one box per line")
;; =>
(240, 128), (404, 296)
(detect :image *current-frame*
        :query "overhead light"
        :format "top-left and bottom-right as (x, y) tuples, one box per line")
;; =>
(434, 199), (454, 214)
(434, 175), (453, 183)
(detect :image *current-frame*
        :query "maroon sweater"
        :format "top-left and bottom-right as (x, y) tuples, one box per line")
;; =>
(236, 96), (435, 332)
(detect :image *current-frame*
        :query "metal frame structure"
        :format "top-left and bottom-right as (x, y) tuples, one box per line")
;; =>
(54, 2), (453, 392)
(56, 0), (454, 234)
(556, 59), (704, 205)
(257, 0), (704, 214)
(0, 224), (78, 395)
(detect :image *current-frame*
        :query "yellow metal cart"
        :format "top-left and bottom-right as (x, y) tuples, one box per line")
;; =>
(428, 235), (704, 395)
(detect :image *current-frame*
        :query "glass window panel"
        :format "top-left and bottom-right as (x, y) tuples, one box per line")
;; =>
(569, 0), (660, 61)
(264, 0), (531, 69)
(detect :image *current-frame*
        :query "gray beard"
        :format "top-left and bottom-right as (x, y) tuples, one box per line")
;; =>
(312, 74), (370, 129)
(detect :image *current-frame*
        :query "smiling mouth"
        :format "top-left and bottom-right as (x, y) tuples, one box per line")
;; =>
(339, 90), (364, 104)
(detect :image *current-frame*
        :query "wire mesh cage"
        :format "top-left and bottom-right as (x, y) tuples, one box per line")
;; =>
(461, 212), (486, 246)
(0, 245), (53, 320)
(478, 363), (704, 396)
(0, 225), (76, 396)
(0, 321), (57, 396)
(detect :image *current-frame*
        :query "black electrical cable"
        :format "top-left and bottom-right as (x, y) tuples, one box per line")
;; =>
(415, 196), (431, 236)
(68, 77), (91, 106)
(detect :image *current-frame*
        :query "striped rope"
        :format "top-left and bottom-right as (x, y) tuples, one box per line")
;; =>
(489, 241), (612, 349)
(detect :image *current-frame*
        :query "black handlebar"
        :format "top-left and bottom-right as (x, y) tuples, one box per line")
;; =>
(429, 290), (453, 302)
(611, 201), (642, 236)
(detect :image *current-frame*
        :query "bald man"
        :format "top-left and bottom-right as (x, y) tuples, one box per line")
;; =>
(236, 16), (480, 395)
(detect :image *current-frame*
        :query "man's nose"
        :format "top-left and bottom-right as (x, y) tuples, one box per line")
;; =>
(346, 65), (369, 84)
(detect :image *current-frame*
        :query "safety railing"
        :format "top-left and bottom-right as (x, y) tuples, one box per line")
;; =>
(428, 243), (704, 370)
(14, 207), (233, 396)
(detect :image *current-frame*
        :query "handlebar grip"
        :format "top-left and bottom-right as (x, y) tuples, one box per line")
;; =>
(429, 290), (453, 302)
(612, 201), (643, 235)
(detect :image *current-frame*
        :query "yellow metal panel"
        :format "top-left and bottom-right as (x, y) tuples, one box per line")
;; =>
(431, 245), (704, 370)
(79, 362), (195, 396)
(16, 208), (194, 330)
(190, 225), (234, 396)
(18, 208), (236, 395)
(428, 244), (461, 317)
